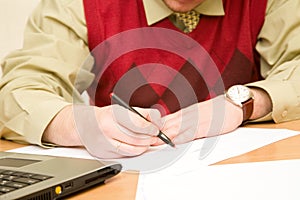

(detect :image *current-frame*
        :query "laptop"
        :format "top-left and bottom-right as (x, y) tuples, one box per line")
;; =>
(0, 151), (122, 200)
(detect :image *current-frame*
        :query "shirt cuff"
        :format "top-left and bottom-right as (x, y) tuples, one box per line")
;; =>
(247, 80), (299, 123)
(4, 97), (71, 147)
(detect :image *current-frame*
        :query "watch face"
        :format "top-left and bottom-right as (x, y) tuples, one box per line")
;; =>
(226, 85), (251, 104)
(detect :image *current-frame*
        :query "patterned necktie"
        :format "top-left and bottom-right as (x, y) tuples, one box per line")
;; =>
(173, 10), (200, 33)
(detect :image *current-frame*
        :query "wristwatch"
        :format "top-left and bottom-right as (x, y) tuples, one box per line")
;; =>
(225, 85), (254, 122)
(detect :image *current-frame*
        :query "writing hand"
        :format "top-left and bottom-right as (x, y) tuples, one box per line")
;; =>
(43, 104), (161, 158)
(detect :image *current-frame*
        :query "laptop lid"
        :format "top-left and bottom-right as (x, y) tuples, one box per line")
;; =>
(0, 151), (122, 200)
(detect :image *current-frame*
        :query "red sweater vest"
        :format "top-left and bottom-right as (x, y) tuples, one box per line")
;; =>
(83, 0), (267, 115)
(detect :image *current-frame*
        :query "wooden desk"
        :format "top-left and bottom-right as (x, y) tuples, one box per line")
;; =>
(1, 120), (300, 199)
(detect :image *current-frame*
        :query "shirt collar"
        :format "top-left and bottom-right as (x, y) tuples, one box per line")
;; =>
(143, 0), (225, 26)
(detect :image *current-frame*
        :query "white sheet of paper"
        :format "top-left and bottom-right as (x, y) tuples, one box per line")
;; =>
(8, 127), (300, 173)
(136, 159), (300, 200)
(8, 145), (94, 159)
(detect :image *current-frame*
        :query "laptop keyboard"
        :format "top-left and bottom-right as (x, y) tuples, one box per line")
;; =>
(0, 169), (52, 195)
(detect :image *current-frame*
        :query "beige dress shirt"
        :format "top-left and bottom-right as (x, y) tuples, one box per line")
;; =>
(1, 0), (300, 146)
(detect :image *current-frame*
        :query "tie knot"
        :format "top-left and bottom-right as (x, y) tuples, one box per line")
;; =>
(173, 10), (200, 33)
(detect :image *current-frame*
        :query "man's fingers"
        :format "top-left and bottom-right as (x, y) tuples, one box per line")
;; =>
(111, 105), (160, 136)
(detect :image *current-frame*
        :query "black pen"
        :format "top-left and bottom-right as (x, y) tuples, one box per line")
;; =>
(110, 93), (175, 148)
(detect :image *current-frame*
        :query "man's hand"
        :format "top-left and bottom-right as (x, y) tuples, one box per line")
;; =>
(43, 104), (161, 158)
(155, 88), (272, 145)
(154, 95), (243, 145)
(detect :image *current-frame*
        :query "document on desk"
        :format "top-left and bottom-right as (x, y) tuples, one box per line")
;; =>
(8, 127), (300, 173)
(136, 159), (300, 200)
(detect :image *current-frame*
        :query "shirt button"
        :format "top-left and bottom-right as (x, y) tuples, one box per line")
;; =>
(281, 110), (288, 118)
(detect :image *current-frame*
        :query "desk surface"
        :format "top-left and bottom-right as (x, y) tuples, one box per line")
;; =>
(1, 120), (300, 199)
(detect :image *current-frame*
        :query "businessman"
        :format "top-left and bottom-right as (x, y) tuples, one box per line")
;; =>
(1, 0), (300, 158)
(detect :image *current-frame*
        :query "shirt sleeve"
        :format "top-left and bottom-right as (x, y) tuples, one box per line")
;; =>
(0, 0), (94, 145)
(247, 0), (300, 123)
